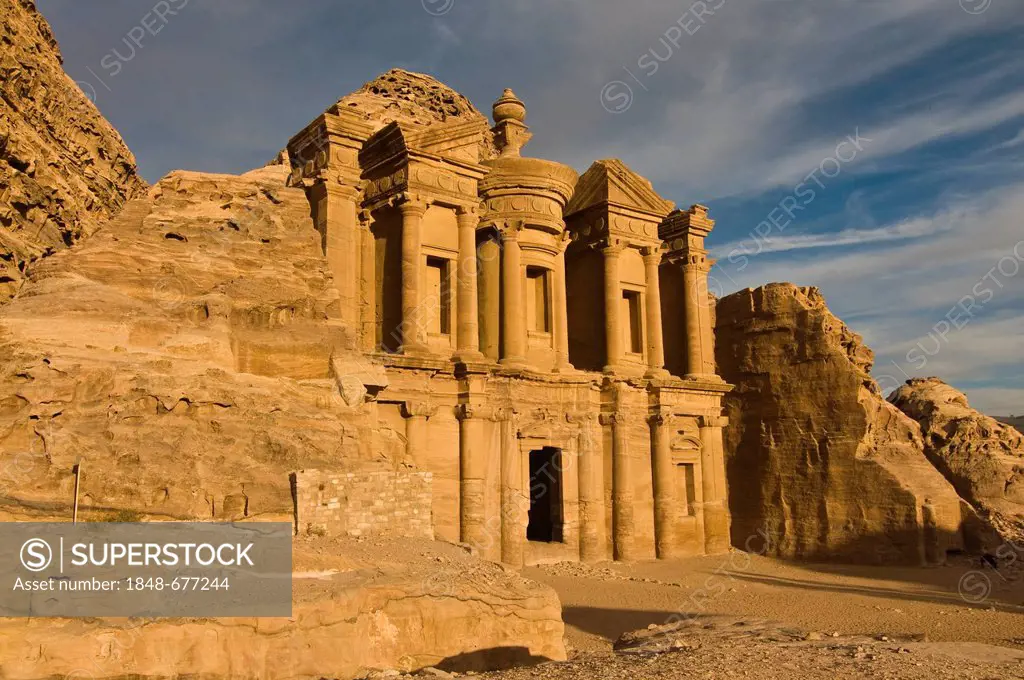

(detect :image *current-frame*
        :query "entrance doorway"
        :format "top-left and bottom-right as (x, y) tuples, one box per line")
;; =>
(527, 447), (563, 542)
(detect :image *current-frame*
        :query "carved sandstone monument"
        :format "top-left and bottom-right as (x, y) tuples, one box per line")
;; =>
(891, 377), (1024, 538)
(0, 0), (146, 301)
(715, 284), (968, 564)
(285, 71), (732, 564)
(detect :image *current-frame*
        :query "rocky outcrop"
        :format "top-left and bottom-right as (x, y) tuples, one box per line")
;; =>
(891, 377), (1024, 537)
(715, 284), (968, 565)
(0, 538), (567, 679)
(0, 165), (391, 522)
(0, 0), (147, 302)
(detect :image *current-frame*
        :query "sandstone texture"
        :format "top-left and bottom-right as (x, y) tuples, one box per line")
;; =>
(891, 377), (1024, 536)
(0, 0), (147, 302)
(715, 284), (966, 565)
(0, 537), (567, 680)
(0, 164), (390, 522)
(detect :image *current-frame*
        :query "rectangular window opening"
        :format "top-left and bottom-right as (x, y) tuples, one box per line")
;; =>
(425, 256), (451, 335)
(623, 290), (643, 354)
(526, 266), (551, 333)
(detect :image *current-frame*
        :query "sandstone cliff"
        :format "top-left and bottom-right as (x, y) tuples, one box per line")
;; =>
(715, 283), (967, 565)
(891, 377), (1024, 538)
(0, 0), (147, 302)
(0, 164), (390, 521)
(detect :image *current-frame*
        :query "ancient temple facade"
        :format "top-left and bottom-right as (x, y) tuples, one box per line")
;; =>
(287, 73), (731, 565)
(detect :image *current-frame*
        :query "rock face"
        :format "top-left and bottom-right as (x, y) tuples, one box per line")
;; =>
(0, 164), (390, 522)
(891, 378), (1024, 533)
(0, 538), (567, 679)
(715, 284), (967, 565)
(0, 0), (147, 302)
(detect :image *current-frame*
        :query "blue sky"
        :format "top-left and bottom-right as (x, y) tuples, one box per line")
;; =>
(38, 0), (1024, 414)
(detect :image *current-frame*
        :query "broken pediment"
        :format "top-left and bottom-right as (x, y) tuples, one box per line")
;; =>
(565, 159), (675, 220)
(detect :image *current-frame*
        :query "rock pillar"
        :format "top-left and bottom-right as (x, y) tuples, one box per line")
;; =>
(650, 413), (677, 558)
(553, 239), (572, 372)
(577, 413), (606, 562)
(699, 415), (731, 554)
(602, 243), (623, 373)
(455, 208), (483, 362)
(478, 233), (502, 362)
(499, 408), (524, 567)
(399, 198), (427, 354)
(402, 402), (434, 467)
(359, 210), (376, 353)
(684, 260), (716, 378)
(643, 247), (669, 379)
(458, 405), (493, 559)
(500, 226), (527, 366)
(310, 181), (361, 336)
(603, 412), (636, 560)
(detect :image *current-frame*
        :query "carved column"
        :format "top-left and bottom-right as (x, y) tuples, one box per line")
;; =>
(603, 412), (636, 560)
(553, 236), (572, 372)
(650, 413), (676, 558)
(454, 207), (483, 362)
(643, 247), (669, 378)
(500, 225), (527, 366)
(359, 210), (376, 353)
(399, 198), (427, 354)
(477, 233), (501, 362)
(310, 181), (361, 335)
(699, 415), (731, 554)
(684, 259), (715, 378)
(402, 402), (434, 467)
(576, 413), (606, 562)
(458, 404), (491, 558)
(498, 408), (524, 567)
(602, 243), (623, 373)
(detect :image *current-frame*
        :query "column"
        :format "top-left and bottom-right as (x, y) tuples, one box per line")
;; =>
(458, 404), (490, 558)
(650, 413), (676, 558)
(684, 259), (715, 378)
(478, 233), (501, 362)
(500, 226), (527, 366)
(499, 408), (524, 567)
(643, 247), (668, 378)
(577, 413), (606, 563)
(359, 211), (377, 353)
(699, 415), (731, 554)
(402, 402), (434, 467)
(552, 238), (572, 372)
(602, 243), (623, 373)
(399, 198), (427, 354)
(603, 412), (636, 560)
(454, 208), (483, 362)
(311, 182), (361, 334)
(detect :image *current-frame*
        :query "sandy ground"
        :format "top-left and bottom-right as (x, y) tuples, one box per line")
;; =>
(523, 552), (1024, 653)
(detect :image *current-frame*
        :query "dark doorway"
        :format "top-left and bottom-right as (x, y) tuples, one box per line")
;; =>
(527, 447), (563, 542)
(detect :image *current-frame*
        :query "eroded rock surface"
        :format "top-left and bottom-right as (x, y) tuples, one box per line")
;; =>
(891, 377), (1024, 538)
(0, 0), (147, 301)
(715, 284), (967, 564)
(0, 165), (390, 521)
(0, 538), (567, 680)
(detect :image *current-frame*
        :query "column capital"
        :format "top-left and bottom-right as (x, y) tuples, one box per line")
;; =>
(599, 412), (621, 427)
(501, 220), (526, 241)
(402, 401), (436, 419)
(456, 205), (479, 219)
(397, 194), (428, 217)
(602, 239), (626, 256)
(457, 404), (499, 421)
(698, 415), (729, 428)
(648, 413), (668, 427)
(358, 209), (375, 228)
(641, 245), (664, 264)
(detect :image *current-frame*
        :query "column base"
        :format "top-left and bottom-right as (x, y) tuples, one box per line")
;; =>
(702, 502), (732, 555)
(553, 361), (577, 374)
(603, 364), (623, 375)
(499, 357), (530, 370)
(645, 367), (671, 379)
(453, 349), (486, 364)
(684, 372), (723, 382)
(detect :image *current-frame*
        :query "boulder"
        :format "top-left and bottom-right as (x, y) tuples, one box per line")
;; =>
(715, 284), (967, 564)
(0, 0), (147, 302)
(891, 377), (1024, 539)
(0, 538), (567, 679)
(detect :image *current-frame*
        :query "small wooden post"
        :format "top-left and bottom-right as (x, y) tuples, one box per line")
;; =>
(72, 459), (82, 524)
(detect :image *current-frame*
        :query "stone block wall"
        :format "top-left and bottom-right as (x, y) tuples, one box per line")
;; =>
(291, 468), (433, 538)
